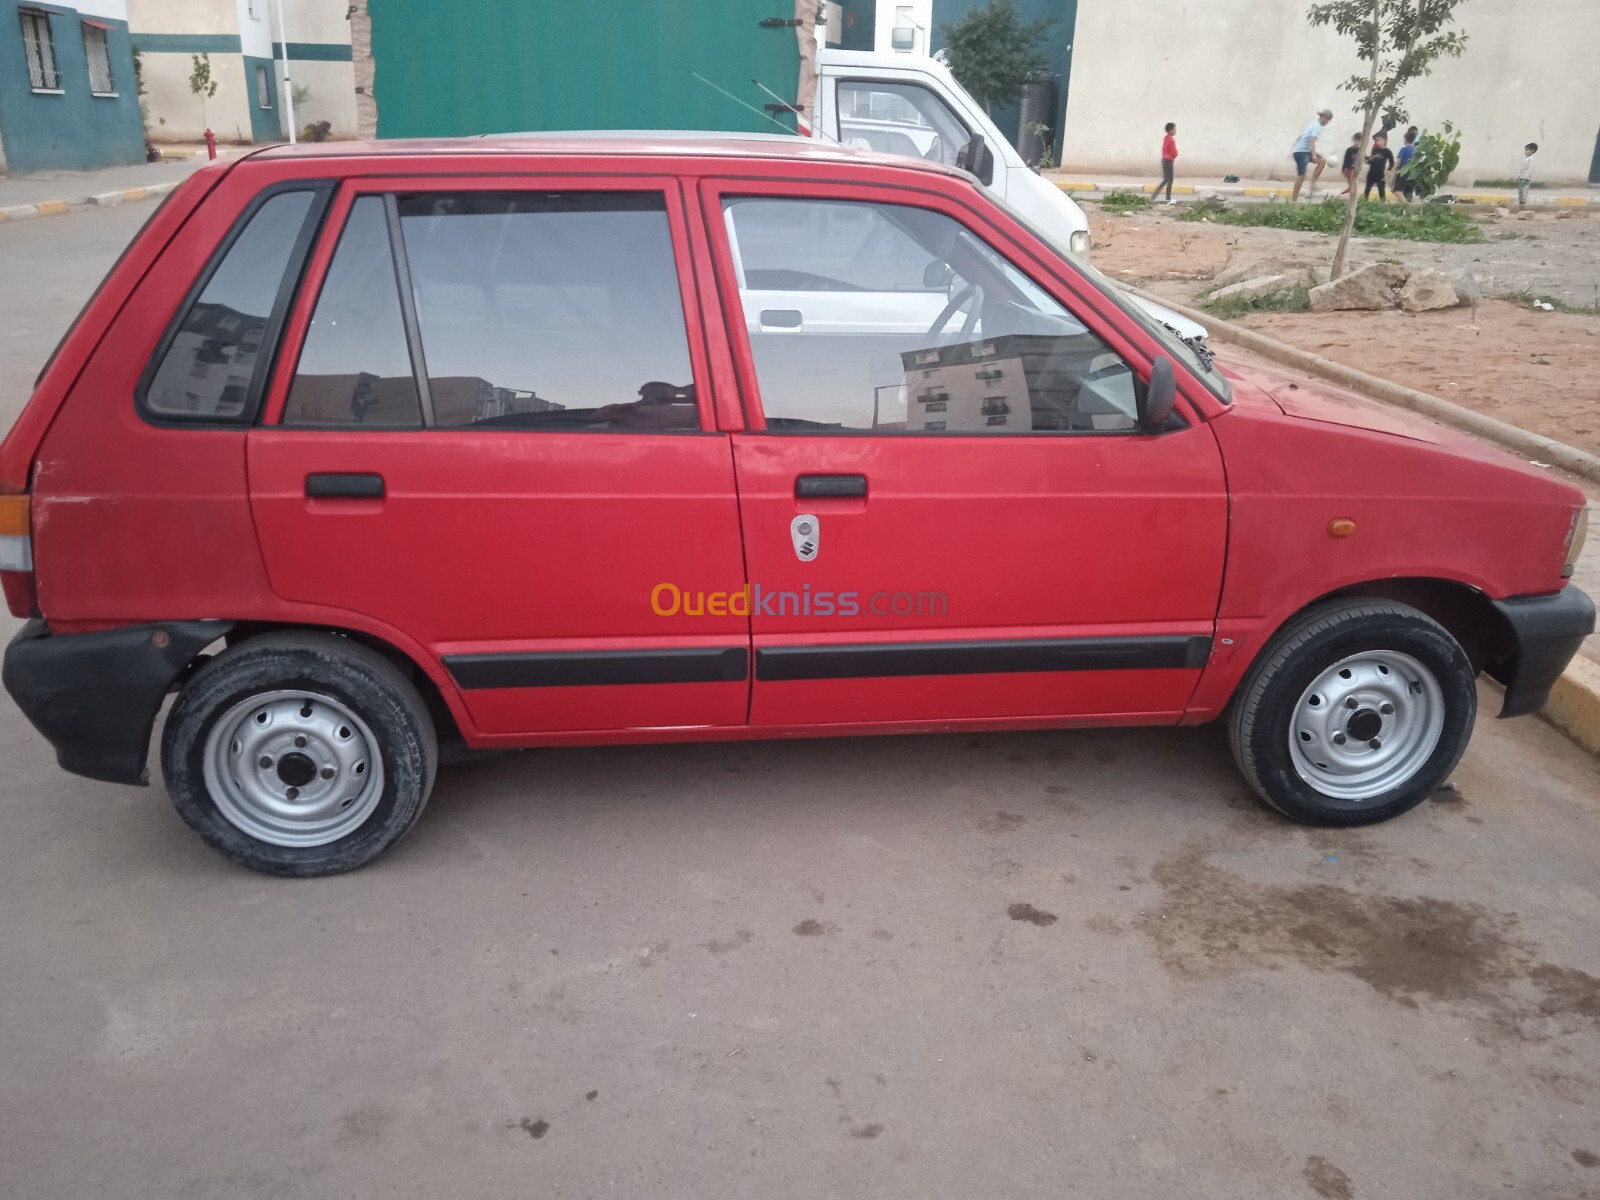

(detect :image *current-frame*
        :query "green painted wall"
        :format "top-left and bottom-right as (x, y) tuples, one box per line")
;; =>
(370, 0), (802, 139)
(930, 0), (1077, 157)
(0, 4), (144, 174)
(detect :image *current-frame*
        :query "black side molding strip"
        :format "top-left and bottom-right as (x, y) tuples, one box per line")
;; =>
(755, 635), (1212, 682)
(445, 646), (749, 690)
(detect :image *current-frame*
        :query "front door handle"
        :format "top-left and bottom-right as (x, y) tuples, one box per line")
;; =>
(796, 474), (866, 499)
(305, 473), (385, 499)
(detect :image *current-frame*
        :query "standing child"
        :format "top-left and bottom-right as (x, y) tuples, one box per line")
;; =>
(1364, 133), (1394, 200)
(1339, 134), (1361, 195)
(1517, 143), (1538, 207)
(1156, 122), (1178, 204)
(1394, 127), (1418, 201)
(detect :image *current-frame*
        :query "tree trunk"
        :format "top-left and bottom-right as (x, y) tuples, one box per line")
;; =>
(1331, 0), (1384, 279)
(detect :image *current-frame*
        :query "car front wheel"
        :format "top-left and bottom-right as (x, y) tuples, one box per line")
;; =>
(161, 632), (437, 876)
(1229, 600), (1477, 825)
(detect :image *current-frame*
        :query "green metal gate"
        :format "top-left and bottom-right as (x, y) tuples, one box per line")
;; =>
(370, 0), (803, 139)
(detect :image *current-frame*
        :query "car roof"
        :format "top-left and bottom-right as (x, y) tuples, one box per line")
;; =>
(247, 132), (968, 179)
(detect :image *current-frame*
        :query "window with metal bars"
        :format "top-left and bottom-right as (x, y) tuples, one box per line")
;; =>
(256, 64), (271, 108)
(83, 23), (115, 95)
(19, 9), (60, 91)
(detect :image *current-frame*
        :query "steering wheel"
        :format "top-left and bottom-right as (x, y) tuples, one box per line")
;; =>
(927, 284), (982, 340)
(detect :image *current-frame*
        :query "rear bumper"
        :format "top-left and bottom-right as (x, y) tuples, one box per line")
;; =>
(1489, 588), (1596, 718)
(2, 619), (231, 785)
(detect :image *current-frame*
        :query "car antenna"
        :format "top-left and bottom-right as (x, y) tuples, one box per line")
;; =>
(689, 72), (833, 142)
(748, 77), (844, 146)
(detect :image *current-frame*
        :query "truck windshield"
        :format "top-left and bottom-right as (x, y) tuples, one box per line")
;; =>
(984, 191), (1232, 405)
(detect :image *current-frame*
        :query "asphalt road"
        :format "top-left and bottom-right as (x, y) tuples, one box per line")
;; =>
(2, 203), (1599, 1200)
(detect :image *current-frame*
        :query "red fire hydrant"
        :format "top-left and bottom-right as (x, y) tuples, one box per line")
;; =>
(204, 128), (216, 161)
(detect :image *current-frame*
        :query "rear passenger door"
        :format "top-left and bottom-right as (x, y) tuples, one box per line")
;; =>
(247, 178), (750, 738)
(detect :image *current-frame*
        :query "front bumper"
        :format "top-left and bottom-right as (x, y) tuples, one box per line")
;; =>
(2, 619), (231, 785)
(1488, 587), (1596, 718)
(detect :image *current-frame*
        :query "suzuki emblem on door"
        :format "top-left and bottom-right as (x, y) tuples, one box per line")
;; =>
(791, 514), (819, 562)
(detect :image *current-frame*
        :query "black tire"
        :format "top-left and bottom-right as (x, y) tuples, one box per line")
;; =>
(160, 632), (437, 876)
(1228, 600), (1476, 826)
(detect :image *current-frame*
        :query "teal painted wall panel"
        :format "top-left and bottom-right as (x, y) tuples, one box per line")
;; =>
(0, 4), (145, 174)
(930, 0), (1076, 156)
(271, 41), (353, 62)
(242, 54), (282, 142)
(129, 32), (242, 54)
(370, 0), (801, 139)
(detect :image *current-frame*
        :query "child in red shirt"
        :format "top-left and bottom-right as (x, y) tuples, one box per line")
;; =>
(1156, 122), (1178, 204)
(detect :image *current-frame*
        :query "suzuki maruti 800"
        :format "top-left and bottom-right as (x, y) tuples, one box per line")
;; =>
(1, 138), (1591, 874)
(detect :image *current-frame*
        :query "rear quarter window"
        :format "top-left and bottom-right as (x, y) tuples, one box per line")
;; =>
(140, 188), (323, 423)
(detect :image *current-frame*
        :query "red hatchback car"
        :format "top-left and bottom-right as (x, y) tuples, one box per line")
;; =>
(1, 137), (1591, 875)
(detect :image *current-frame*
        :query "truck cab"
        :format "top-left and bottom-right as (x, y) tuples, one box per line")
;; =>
(813, 49), (1204, 341)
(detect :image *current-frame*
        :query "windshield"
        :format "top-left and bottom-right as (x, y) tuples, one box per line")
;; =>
(983, 189), (1232, 405)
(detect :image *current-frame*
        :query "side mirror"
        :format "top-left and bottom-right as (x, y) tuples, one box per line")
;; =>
(1139, 356), (1177, 434)
(923, 260), (954, 290)
(956, 135), (995, 186)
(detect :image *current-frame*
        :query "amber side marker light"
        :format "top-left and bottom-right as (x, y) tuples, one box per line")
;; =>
(0, 494), (35, 617)
(1328, 518), (1357, 538)
(1564, 506), (1589, 579)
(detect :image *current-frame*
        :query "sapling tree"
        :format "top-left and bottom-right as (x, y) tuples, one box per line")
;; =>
(1307, 0), (1468, 277)
(189, 53), (218, 131)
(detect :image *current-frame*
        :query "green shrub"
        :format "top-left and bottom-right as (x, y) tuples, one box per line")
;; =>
(1099, 189), (1152, 214)
(1203, 285), (1311, 319)
(1178, 196), (1480, 244)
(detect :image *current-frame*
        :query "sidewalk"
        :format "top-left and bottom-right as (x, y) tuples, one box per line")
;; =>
(0, 147), (252, 222)
(1044, 169), (1600, 208)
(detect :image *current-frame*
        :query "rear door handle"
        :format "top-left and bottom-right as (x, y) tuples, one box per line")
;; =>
(305, 473), (385, 499)
(796, 474), (866, 499)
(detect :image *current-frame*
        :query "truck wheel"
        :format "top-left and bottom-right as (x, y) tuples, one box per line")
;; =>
(1228, 600), (1476, 826)
(160, 632), (437, 876)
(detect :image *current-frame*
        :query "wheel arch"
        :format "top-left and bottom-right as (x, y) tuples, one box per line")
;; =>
(1204, 575), (1517, 722)
(221, 621), (467, 750)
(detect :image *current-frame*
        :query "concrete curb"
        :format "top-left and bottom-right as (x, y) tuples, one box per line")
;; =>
(0, 180), (180, 224)
(1134, 287), (1600, 758)
(1130, 288), (1600, 485)
(1543, 656), (1600, 757)
(1053, 178), (1598, 210)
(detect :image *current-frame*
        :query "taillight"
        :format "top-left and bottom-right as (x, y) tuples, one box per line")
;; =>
(0, 494), (36, 617)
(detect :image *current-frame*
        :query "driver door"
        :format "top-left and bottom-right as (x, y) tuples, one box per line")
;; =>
(704, 178), (1228, 730)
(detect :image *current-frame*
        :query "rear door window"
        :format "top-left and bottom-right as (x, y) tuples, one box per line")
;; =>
(284, 196), (422, 427)
(141, 189), (319, 421)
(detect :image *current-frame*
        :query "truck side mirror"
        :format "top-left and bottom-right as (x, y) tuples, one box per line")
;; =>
(956, 135), (995, 186)
(1139, 356), (1177, 434)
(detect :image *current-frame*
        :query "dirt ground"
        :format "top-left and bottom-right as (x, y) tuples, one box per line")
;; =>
(1089, 207), (1600, 461)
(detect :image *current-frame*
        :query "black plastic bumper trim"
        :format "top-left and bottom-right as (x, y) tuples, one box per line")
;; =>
(1488, 587), (1596, 718)
(2, 618), (232, 785)
(755, 634), (1212, 682)
(444, 646), (749, 690)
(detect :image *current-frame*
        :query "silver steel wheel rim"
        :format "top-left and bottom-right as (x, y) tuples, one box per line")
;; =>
(203, 690), (385, 848)
(1288, 650), (1445, 802)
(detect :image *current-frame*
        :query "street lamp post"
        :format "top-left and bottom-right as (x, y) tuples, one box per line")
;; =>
(272, 0), (296, 143)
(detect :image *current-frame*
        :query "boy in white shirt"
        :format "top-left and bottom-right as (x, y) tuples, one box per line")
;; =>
(1517, 142), (1538, 208)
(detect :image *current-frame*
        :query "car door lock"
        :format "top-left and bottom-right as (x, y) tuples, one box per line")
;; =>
(791, 514), (819, 563)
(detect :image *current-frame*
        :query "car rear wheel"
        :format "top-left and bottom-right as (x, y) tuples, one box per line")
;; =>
(1228, 600), (1476, 825)
(161, 632), (437, 876)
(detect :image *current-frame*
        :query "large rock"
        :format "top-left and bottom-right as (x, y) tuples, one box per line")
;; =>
(1210, 256), (1287, 292)
(1209, 274), (1294, 303)
(1305, 263), (1332, 288)
(1308, 262), (1410, 312)
(1398, 269), (1462, 312)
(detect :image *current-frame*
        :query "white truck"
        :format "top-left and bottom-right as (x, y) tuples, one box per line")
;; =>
(807, 49), (1205, 342)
